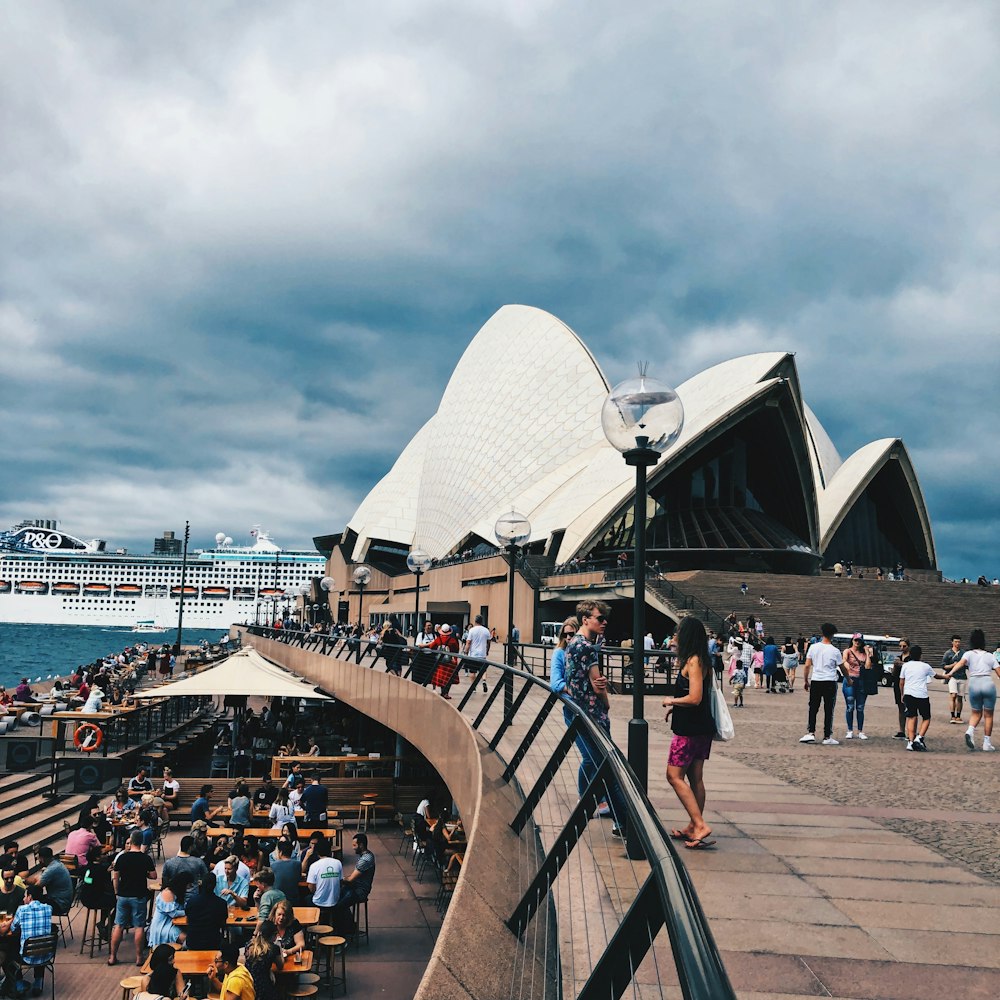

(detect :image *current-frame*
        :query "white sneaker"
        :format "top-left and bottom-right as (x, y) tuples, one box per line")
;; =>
(822, 737), (840, 745)
(858, 732), (868, 740)
(984, 741), (996, 752)
(845, 731), (854, 739)
(799, 733), (816, 743)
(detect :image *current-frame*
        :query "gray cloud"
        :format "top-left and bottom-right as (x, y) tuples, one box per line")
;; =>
(1, 0), (997, 577)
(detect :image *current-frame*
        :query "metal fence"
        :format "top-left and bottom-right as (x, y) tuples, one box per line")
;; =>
(251, 625), (734, 1000)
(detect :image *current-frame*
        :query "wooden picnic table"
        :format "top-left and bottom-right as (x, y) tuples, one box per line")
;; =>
(207, 826), (339, 840)
(173, 905), (319, 927)
(141, 948), (314, 976)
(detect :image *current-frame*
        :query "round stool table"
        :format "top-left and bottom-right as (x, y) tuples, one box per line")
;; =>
(317, 934), (348, 995)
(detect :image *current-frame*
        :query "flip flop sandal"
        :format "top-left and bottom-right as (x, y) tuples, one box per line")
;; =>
(669, 829), (693, 841)
(683, 838), (717, 850)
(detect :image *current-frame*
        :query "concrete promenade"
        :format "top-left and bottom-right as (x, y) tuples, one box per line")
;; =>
(607, 678), (999, 999)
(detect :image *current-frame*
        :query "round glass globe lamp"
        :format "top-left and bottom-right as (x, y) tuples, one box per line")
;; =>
(494, 511), (531, 547)
(320, 576), (335, 593)
(352, 565), (372, 586)
(406, 548), (432, 574)
(601, 375), (684, 455)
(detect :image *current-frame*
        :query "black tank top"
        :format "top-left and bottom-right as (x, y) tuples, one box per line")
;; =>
(671, 666), (716, 737)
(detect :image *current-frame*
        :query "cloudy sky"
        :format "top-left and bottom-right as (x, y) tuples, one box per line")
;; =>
(1, 0), (997, 580)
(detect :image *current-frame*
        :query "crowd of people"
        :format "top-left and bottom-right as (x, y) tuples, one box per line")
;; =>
(29, 759), (379, 998)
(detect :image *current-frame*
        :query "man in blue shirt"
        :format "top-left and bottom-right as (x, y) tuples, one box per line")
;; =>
(301, 773), (329, 828)
(11, 882), (53, 996)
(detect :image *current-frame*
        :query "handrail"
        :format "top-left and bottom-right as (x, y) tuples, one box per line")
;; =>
(248, 624), (735, 1000)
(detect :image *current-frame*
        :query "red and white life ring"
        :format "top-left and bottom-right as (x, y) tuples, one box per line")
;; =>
(74, 723), (103, 752)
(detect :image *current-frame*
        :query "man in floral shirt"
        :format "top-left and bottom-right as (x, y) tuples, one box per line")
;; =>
(566, 600), (626, 839)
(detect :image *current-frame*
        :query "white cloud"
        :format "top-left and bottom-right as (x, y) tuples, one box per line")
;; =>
(0, 0), (997, 579)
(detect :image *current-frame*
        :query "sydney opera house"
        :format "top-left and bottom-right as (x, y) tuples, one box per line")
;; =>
(315, 305), (936, 634)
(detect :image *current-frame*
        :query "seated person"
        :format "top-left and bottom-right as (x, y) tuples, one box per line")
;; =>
(214, 855), (250, 908)
(190, 784), (220, 824)
(1, 841), (29, 881)
(79, 844), (115, 939)
(65, 816), (102, 867)
(127, 767), (154, 800)
(159, 768), (180, 818)
(183, 873), (229, 951)
(32, 846), (74, 915)
(252, 774), (279, 811)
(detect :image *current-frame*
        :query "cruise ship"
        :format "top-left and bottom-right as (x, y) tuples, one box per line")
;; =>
(0, 521), (326, 628)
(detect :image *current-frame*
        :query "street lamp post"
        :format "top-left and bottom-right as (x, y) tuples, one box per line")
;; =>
(406, 548), (432, 637)
(602, 369), (684, 802)
(320, 577), (335, 626)
(494, 511), (530, 715)
(352, 565), (372, 663)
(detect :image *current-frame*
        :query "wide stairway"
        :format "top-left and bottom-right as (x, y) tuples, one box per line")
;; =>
(656, 569), (1000, 652)
(0, 772), (90, 856)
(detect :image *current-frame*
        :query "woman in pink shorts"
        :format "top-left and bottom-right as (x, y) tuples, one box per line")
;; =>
(662, 616), (716, 849)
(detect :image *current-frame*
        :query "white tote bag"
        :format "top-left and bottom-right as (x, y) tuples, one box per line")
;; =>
(710, 673), (735, 742)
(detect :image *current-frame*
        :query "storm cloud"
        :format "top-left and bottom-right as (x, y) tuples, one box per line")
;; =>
(1, 0), (997, 578)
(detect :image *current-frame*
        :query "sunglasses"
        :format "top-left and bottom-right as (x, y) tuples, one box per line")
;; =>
(562, 631), (576, 637)
(590, 615), (607, 623)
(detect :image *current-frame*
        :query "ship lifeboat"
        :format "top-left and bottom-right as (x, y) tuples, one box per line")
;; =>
(145, 585), (168, 597)
(15, 581), (49, 594)
(0, 580), (11, 593)
(201, 586), (230, 600)
(259, 587), (284, 598)
(115, 584), (143, 597)
(233, 586), (255, 600)
(84, 583), (111, 595)
(52, 581), (80, 595)
(170, 585), (198, 598)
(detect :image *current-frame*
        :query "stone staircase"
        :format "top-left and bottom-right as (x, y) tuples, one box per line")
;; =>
(0, 771), (90, 858)
(659, 569), (1000, 653)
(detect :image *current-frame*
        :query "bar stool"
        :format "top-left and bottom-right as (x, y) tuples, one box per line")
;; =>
(356, 800), (375, 831)
(79, 904), (107, 958)
(284, 987), (318, 999)
(351, 898), (369, 946)
(317, 935), (347, 995)
(119, 975), (143, 1000)
(305, 923), (333, 949)
(296, 973), (320, 987)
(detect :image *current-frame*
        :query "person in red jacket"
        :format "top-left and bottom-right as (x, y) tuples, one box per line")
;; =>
(427, 624), (462, 699)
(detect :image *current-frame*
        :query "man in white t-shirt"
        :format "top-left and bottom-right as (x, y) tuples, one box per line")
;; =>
(899, 644), (939, 751)
(464, 616), (491, 660)
(799, 622), (842, 745)
(416, 798), (431, 822)
(306, 837), (343, 920)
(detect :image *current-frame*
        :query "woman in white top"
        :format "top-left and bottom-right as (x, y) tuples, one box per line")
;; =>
(269, 788), (296, 827)
(943, 629), (1000, 751)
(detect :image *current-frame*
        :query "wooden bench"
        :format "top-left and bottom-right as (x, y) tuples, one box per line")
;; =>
(170, 776), (398, 825)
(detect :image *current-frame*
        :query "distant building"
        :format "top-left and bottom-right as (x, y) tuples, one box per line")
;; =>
(153, 530), (181, 555)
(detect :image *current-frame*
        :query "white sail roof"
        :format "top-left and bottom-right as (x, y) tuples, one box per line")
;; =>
(132, 647), (331, 700)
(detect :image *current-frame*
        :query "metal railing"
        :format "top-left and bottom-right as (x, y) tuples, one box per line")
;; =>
(250, 624), (735, 1000)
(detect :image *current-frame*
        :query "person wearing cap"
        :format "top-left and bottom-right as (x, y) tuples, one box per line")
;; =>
(427, 624), (462, 699)
(841, 633), (874, 740)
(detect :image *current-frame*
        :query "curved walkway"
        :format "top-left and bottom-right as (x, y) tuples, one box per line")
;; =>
(611, 681), (999, 999)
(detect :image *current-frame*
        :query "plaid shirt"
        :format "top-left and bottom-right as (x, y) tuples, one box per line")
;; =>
(12, 900), (53, 963)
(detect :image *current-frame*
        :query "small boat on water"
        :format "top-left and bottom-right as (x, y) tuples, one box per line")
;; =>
(84, 582), (111, 595)
(170, 585), (198, 598)
(0, 580), (13, 593)
(133, 620), (167, 633)
(259, 587), (285, 598)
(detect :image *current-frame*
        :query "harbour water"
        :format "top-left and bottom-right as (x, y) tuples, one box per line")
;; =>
(0, 622), (228, 688)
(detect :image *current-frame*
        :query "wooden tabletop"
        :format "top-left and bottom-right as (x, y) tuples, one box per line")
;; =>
(207, 826), (339, 840)
(141, 949), (314, 976)
(173, 905), (319, 927)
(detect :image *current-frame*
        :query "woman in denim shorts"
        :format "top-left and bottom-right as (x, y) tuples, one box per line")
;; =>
(944, 629), (1000, 752)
